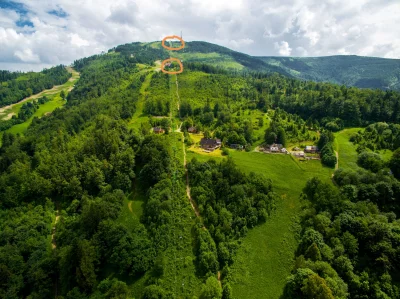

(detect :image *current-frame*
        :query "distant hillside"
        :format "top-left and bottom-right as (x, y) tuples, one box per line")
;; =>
(258, 56), (400, 90)
(113, 41), (400, 90)
(114, 41), (292, 77)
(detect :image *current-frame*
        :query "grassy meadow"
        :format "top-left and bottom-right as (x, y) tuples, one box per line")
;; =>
(185, 148), (334, 299)
(334, 128), (362, 170)
(228, 151), (333, 299)
(128, 71), (154, 131)
(334, 127), (393, 170)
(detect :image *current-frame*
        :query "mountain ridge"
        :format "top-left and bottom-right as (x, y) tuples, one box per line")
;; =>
(124, 40), (400, 90)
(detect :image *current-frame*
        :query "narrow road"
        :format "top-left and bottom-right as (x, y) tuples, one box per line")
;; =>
(174, 74), (200, 218)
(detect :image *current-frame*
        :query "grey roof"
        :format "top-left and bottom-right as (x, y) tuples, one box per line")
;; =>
(200, 138), (219, 146)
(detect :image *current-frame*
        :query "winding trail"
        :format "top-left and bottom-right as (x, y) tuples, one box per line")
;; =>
(331, 150), (339, 180)
(174, 74), (200, 218)
(0, 67), (79, 114)
(182, 132), (200, 218)
(174, 72), (221, 289)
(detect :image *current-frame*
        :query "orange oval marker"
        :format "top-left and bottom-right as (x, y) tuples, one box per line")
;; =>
(162, 35), (185, 51)
(161, 58), (183, 74)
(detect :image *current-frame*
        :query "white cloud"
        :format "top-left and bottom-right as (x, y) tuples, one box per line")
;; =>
(274, 41), (292, 56)
(0, 0), (399, 71)
(69, 33), (89, 47)
(14, 48), (40, 63)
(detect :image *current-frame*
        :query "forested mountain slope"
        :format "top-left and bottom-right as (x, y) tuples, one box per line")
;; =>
(0, 65), (71, 107)
(1, 43), (400, 299)
(115, 41), (400, 90)
(259, 55), (400, 90)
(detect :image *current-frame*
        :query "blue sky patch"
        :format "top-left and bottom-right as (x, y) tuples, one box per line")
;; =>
(16, 19), (34, 27)
(0, 1), (29, 15)
(48, 7), (68, 18)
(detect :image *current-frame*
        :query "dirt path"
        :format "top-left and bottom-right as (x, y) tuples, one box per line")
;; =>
(3, 112), (16, 120)
(173, 74), (200, 218)
(331, 150), (339, 180)
(175, 77), (180, 110)
(181, 131), (201, 218)
(217, 271), (222, 288)
(51, 214), (60, 249)
(335, 150), (339, 170)
(128, 201), (133, 213)
(0, 67), (79, 114)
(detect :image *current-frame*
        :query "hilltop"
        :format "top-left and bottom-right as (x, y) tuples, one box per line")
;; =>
(114, 41), (400, 90)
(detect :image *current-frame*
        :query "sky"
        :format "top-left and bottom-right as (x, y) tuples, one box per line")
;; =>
(0, 0), (399, 71)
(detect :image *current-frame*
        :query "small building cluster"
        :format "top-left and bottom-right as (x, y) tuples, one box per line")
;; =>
(291, 145), (319, 159)
(305, 146), (319, 153)
(200, 138), (221, 152)
(259, 144), (320, 159)
(153, 127), (165, 134)
(260, 143), (289, 154)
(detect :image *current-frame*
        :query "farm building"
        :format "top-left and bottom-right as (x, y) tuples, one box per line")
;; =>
(305, 146), (319, 153)
(200, 138), (221, 151)
(281, 148), (288, 154)
(188, 126), (197, 133)
(153, 127), (165, 134)
(293, 151), (305, 158)
(269, 143), (283, 152)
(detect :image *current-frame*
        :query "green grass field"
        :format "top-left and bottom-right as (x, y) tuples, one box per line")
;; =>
(228, 151), (333, 299)
(334, 128), (393, 170)
(6, 95), (66, 135)
(174, 52), (245, 70)
(334, 128), (362, 170)
(128, 71), (154, 131)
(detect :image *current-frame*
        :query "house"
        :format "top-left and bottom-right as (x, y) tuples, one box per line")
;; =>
(200, 138), (221, 151)
(153, 127), (165, 134)
(230, 144), (244, 150)
(270, 145), (279, 152)
(281, 148), (288, 154)
(305, 146), (319, 153)
(188, 126), (197, 133)
(269, 143), (283, 152)
(293, 151), (305, 158)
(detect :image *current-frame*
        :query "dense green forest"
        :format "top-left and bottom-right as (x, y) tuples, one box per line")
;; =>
(1, 41), (400, 299)
(284, 168), (400, 298)
(0, 65), (71, 107)
(351, 123), (400, 152)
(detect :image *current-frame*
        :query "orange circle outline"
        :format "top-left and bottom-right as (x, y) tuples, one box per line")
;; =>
(161, 58), (183, 74)
(162, 35), (185, 51)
